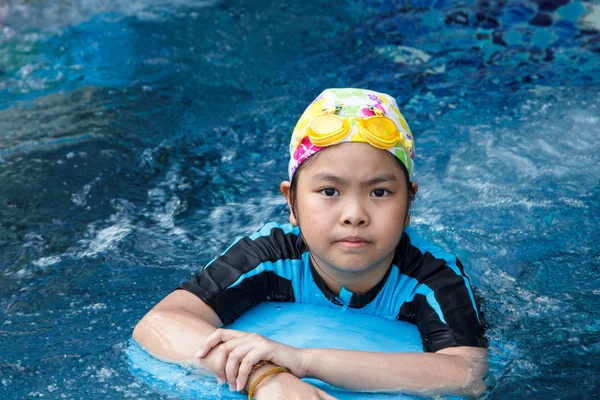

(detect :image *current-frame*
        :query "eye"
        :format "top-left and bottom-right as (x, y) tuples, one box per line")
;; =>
(320, 188), (339, 197)
(371, 188), (391, 197)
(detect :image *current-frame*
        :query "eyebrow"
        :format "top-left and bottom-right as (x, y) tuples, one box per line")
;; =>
(311, 173), (398, 188)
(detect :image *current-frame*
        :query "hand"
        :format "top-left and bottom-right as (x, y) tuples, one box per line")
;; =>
(196, 328), (306, 391)
(253, 371), (338, 400)
(196, 342), (230, 385)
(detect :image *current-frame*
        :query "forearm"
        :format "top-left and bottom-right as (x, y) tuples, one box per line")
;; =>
(301, 347), (488, 397)
(132, 309), (218, 369)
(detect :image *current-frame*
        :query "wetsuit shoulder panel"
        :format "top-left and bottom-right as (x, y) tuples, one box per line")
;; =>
(398, 228), (488, 352)
(177, 222), (304, 324)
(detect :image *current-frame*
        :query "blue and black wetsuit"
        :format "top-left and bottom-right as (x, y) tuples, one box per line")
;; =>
(178, 222), (488, 352)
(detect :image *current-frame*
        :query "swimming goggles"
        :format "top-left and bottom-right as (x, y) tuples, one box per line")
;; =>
(306, 105), (413, 151)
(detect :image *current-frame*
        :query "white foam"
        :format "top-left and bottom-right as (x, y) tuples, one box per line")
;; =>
(581, 2), (600, 30)
(375, 45), (445, 75)
(78, 217), (133, 258)
(32, 255), (61, 267)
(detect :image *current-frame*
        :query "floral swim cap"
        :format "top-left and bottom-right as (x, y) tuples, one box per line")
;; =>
(288, 88), (415, 181)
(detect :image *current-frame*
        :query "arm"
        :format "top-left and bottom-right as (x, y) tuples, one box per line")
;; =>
(134, 223), (305, 384)
(199, 329), (487, 397)
(133, 291), (336, 398)
(132, 224), (292, 368)
(287, 233), (489, 396)
(132, 290), (223, 372)
(299, 346), (488, 397)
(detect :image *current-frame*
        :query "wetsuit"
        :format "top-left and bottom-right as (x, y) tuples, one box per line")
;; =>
(178, 222), (488, 352)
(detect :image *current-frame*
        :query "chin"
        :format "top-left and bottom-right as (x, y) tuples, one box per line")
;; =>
(332, 260), (376, 274)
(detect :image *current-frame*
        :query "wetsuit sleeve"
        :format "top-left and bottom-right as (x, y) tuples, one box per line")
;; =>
(176, 223), (302, 325)
(400, 229), (488, 353)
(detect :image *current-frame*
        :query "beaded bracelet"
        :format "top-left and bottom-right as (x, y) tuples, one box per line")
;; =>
(250, 360), (271, 375)
(240, 361), (271, 394)
(247, 366), (290, 400)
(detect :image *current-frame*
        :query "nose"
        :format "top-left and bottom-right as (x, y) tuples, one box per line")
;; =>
(339, 198), (369, 227)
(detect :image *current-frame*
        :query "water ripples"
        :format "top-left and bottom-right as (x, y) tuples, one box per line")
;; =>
(1, 0), (599, 399)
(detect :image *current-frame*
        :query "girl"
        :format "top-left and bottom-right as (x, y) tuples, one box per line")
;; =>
(133, 88), (488, 399)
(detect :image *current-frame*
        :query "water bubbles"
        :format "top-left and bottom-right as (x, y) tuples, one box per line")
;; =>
(147, 187), (167, 202)
(154, 196), (186, 230)
(82, 303), (107, 311)
(17, 63), (35, 78)
(71, 183), (93, 206)
(96, 367), (118, 382)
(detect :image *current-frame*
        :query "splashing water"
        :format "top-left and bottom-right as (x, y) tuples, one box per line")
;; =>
(1, 0), (599, 398)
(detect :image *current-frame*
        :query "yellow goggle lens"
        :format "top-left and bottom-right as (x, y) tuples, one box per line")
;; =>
(361, 117), (399, 149)
(308, 115), (350, 146)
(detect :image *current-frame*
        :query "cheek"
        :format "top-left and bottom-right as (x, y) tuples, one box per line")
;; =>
(301, 208), (330, 233)
(298, 195), (329, 222)
(299, 223), (328, 253)
(297, 201), (333, 244)
(374, 201), (407, 230)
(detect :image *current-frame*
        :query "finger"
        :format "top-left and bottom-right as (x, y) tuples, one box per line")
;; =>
(225, 341), (258, 390)
(196, 329), (224, 358)
(214, 333), (256, 385)
(218, 334), (255, 358)
(197, 329), (243, 358)
(210, 345), (228, 385)
(317, 389), (338, 400)
(225, 348), (244, 390)
(235, 348), (264, 391)
(322, 393), (339, 400)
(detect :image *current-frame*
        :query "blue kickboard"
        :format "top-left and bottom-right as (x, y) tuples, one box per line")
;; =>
(127, 302), (425, 399)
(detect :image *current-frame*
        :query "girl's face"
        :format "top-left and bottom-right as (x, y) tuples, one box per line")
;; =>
(282, 142), (412, 280)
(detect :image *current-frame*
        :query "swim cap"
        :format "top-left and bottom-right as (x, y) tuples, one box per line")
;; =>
(288, 88), (415, 181)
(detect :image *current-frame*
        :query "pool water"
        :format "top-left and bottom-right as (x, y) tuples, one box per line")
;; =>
(1, 0), (599, 398)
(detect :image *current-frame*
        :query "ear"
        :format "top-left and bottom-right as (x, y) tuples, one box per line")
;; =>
(280, 181), (298, 226)
(404, 181), (419, 227)
(411, 181), (419, 196)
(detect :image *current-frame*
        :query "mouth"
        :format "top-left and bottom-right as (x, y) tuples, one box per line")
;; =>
(336, 236), (371, 249)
